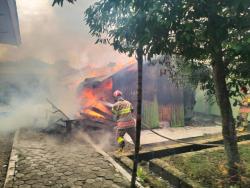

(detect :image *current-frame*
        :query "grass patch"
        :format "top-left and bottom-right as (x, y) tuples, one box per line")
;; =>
(162, 142), (250, 188)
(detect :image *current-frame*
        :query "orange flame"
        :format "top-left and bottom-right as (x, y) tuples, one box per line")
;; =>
(79, 78), (113, 118)
(77, 60), (136, 119)
(84, 109), (105, 119)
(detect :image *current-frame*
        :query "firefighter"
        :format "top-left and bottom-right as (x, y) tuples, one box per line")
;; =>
(237, 87), (250, 132)
(112, 90), (136, 152)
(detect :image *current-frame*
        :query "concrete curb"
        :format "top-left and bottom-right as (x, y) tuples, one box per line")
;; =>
(149, 159), (202, 188)
(113, 154), (172, 188)
(4, 130), (19, 188)
(82, 133), (144, 188)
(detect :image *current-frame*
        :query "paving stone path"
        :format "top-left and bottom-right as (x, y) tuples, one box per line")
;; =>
(4, 130), (130, 188)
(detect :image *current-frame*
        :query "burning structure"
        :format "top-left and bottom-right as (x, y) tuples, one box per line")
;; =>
(78, 63), (187, 128)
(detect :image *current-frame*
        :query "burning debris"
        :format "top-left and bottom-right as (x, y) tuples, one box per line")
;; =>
(45, 86), (115, 135)
(77, 77), (113, 121)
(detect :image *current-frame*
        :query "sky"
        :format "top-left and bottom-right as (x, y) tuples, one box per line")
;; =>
(0, 0), (134, 70)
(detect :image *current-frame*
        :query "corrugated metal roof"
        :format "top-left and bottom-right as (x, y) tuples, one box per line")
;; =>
(0, 0), (21, 45)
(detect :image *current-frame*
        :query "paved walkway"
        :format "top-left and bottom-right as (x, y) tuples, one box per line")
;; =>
(4, 130), (130, 188)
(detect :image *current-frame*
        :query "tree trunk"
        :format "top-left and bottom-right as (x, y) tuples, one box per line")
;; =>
(212, 58), (240, 183)
(130, 48), (143, 188)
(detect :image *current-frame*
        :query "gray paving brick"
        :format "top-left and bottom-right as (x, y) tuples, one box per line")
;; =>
(11, 130), (129, 187)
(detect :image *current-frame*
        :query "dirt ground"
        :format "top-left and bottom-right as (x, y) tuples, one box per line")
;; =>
(0, 132), (14, 188)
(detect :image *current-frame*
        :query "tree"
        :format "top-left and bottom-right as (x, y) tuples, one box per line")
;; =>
(53, 0), (144, 187)
(85, 2), (146, 187)
(52, 0), (76, 6)
(86, 0), (250, 184)
(53, 0), (250, 185)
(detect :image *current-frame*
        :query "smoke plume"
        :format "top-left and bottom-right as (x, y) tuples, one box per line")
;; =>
(0, 0), (135, 133)
(0, 59), (79, 132)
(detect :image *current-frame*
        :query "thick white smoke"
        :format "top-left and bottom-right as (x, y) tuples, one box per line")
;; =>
(0, 59), (80, 132)
(0, 0), (134, 133)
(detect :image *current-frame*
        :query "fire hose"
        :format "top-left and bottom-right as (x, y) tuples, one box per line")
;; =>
(48, 97), (224, 147)
(141, 122), (223, 147)
(102, 101), (223, 147)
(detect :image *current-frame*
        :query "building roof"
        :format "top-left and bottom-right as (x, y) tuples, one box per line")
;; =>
(0, 0), (21, 45)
